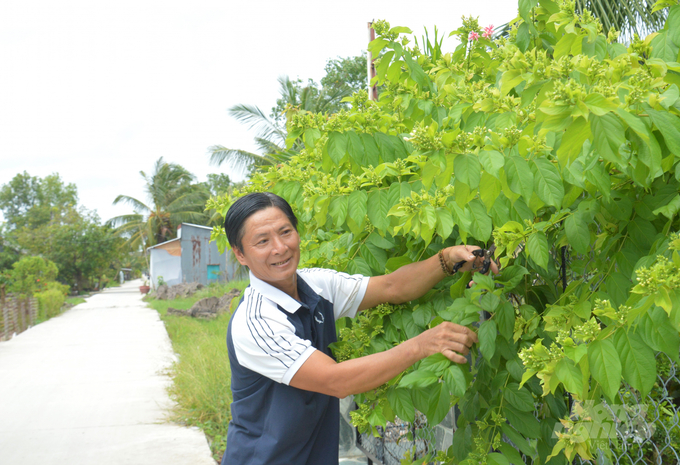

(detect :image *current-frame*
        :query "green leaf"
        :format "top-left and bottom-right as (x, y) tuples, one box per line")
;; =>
(497, 265), (530, 290)
(518, 0), (538, 20)
(401, 311), (420, 339)
(327, 132), (347, 165)
(616, 109), (650, 142)
(348, 189), (368, 229)
(588, 339), (622, 400)
(501, 423), (536, 457)
(613, 328), (656, 398)
(527, 231), (549, 270)
(436, 207), (454, 239)
(487, 453), (511, 465)
(501, 69), (525, 96)
(479, 150), (504, 178)
(650, 31), (680, 62)
(444, 364), (468, 397)
(504, 383), (535, 412)
(585, 163), (611, 203)
(668, 6), (680, 47)
(361, 133), (381, 167)
(368, 38), (389, 56)
(386, 387), (415, 423)
(565, 212), (590, 254)
(454, 153), (482, 189)
(555, 357), (583, 395)
(532, 158), (564, 207)
(346, 131), (365, 166)
(367, 231), (394, 250)
(554, 33), (578, 59)
(361, 243), (387, 273)
(402, 51), (429, 89)
(385, 254), (413, 273)
(584, 93), (619, 115)
(640, 306), (680, 363)
(347, 256), (372, 276)
(495, 301), (515, 340)
(328, 195), (348, 228)
(468, 199), (492, 242)
(647, 107), (680, 155)
(399, 369), (439, 388)
(652, 194), (680, 219)
(557, 117), (591, 165)
(504, 405), (541, 438)
(419, 352), (450, 374)
(498, 442), (527, 465)
(590, 114), (627, 166)
(375, 132), (407, 162)
(426, 382), (451, 425)
(479, 320), (497, 362)
(605, 272), (632, 308)
(367, 189), (389, 231)
(515, 22), (530, 52)
(389, 26), (413, 35)
(480, 172), (502, 211)
(505, 156), (534, 202)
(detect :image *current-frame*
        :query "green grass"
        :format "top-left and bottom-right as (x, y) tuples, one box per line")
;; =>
(146, 280), (248, 462)
(65, 297), (86, 306)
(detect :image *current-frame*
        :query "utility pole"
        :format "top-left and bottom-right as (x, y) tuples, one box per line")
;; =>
(367, 22), (378, 101)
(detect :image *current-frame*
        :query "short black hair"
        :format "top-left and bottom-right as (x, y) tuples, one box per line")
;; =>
(224, 192), (298, 251)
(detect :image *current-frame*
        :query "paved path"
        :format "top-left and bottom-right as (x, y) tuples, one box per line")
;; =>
(0, 279), (216, 465)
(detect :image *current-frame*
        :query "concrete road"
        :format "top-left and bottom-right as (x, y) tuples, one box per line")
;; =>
(0, 279), (216, 465)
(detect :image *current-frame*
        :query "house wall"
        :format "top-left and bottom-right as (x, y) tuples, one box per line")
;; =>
(179, 224), (229, 285)
(149, 247), (182, 287)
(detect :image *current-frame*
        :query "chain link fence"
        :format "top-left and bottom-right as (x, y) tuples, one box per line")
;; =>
(352, 356), (679, 464)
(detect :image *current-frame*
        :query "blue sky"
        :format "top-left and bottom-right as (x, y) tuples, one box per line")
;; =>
(0, 0), (518, 223)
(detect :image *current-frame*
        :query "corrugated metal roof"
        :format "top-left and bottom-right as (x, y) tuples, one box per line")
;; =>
(146, 237), (180, 251)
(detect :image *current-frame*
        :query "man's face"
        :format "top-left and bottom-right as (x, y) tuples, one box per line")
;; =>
(233, 207), (300, 295)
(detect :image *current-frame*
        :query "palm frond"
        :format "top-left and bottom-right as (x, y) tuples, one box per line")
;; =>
(228, 104), (286, 145)
(207, 145), (276, 169)
(576, 0), (667, 42)
(112, 195), (150, 214)
(253, 137), (286, 156)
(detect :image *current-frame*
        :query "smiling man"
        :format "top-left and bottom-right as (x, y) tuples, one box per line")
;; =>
(221, 192), (494, 465)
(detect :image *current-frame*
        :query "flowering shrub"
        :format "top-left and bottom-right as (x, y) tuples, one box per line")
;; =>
(209, 0), (680, 462)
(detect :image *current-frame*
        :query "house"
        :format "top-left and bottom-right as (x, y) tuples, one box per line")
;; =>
(147, 223), (239, 288)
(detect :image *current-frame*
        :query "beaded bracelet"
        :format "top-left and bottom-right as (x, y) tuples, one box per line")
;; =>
(438, 249), (454, 276)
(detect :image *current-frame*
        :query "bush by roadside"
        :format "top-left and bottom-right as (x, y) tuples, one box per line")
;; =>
(146, 281), (247, 462)
(35, 289), (65, 320)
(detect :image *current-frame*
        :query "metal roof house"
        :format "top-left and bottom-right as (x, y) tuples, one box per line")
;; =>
(146, 223), (238, 288)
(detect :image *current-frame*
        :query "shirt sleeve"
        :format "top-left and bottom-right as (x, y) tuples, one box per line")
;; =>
(299, 269), (370, 320)
(230, 290), (316, 385)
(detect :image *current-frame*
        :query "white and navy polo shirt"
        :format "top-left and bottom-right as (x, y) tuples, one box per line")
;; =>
(222, 268), (369, 465)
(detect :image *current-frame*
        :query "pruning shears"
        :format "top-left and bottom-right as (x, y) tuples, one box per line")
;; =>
(452, 244), (497, 274)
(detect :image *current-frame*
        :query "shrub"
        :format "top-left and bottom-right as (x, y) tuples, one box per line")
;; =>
(10, 256), (58, 295)
(35, 288), (66, 320)
(46, 281), (70, 296)
(208, 1), (680, 463)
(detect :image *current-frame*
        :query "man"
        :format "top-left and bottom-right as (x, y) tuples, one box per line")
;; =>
(222, 192), (495, 465)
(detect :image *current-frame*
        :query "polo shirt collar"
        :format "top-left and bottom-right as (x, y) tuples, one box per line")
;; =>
(248, 270), (324, 314)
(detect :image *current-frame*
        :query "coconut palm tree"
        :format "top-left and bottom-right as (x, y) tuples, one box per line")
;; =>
(107, 157), (210, 250)
(576, 0), (667, 42)
(208, 75), (355, 173)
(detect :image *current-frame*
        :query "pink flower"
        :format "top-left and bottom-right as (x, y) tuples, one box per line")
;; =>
(468, 31), (480, 41)
(482, 25), (494, 38)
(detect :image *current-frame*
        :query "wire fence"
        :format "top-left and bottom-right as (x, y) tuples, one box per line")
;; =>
(354, 353), (680, 464)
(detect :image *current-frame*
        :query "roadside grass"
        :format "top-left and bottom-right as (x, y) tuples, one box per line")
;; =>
(65, 297), (86, 306)
(146, 280), (248, 462)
